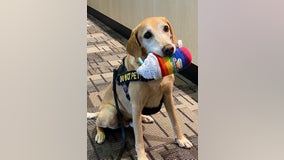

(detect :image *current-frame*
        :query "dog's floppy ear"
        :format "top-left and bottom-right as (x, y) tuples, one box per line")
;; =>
(162, 17), (178, 46)
(126, 27), (142, 57)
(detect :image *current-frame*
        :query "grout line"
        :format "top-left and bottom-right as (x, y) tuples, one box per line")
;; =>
(151, 116), (169, 137)
(100, 74), (107, 83)
(177, 108), (194, 122)
(89, 78), (99, 92)
(143, 135), (152, 147)
(184, 123), (198, 136)
(179, 93), (195, 105)
(159, 110), (167, 117)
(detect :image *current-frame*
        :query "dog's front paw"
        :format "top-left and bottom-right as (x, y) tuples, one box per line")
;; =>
(176, 136), (193, 148)
(95, 132), (105, 144)
(141, 115), (154, 123)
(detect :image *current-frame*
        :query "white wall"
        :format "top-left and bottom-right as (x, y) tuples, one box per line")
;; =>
(88, 0), (198, 65)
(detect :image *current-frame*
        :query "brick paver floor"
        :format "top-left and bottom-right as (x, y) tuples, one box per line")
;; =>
(87, 14), (198, 160)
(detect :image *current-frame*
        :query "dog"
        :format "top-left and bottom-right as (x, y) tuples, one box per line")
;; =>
(88, 17), (193, 160)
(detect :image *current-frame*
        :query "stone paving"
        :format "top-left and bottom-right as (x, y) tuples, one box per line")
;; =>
(87, 14), (198, 160)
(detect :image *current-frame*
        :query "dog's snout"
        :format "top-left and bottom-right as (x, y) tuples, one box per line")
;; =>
(162, 44), (174, 56)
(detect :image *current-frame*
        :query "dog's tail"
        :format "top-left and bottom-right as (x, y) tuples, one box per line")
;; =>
(87, 112), (100, 119)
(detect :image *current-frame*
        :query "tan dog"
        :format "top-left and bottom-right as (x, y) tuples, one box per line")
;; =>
(90, 17), (193, 160)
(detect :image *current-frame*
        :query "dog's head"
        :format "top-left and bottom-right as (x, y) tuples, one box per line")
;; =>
(126, 17), (178, 58)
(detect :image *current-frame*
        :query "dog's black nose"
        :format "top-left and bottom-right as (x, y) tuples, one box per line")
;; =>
(162, 44), (174, 56)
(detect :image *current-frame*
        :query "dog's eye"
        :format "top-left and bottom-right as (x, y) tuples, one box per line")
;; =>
(163, 25), (169, 32)
(143, 31), (153, 39)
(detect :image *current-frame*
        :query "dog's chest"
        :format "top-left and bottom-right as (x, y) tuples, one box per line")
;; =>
(145, 78), (173, 103)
